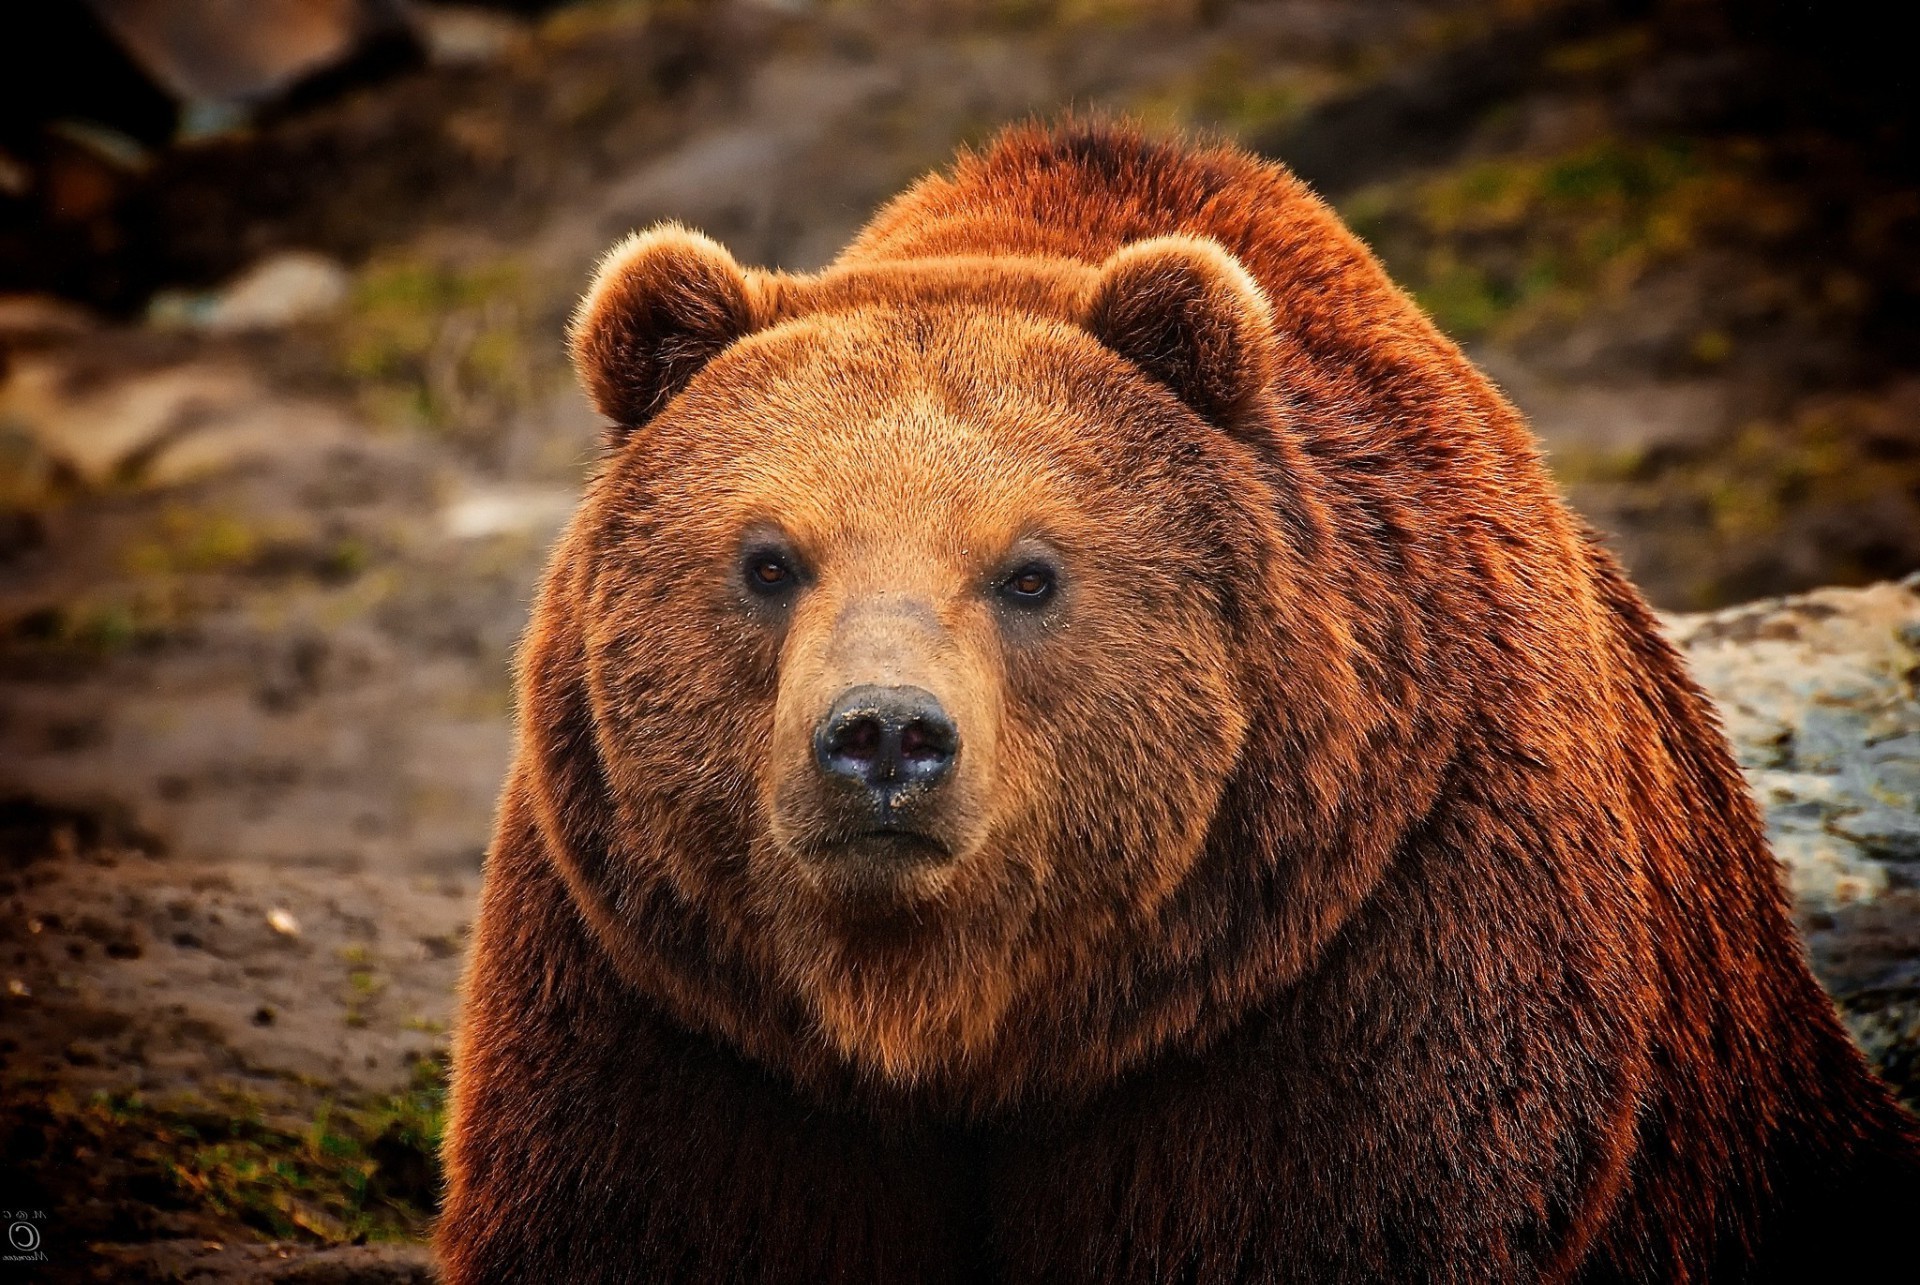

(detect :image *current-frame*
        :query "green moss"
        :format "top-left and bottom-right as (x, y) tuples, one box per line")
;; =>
(9, 593), (171, 657)
(25, 1060), (448, 1245)
(60, 600), (144, 653)
(1689, 328), (1733, 366)
(124, 508), (265, 578)
(1129, 50), (1339, 138)
(338, 252), (555, 438)
(1342, 135), (1785, 343)
(1544, 441), (1648, 487)
(1410, 253), (1512, 339)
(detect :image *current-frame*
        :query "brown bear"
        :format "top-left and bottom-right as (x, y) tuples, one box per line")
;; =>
(437, 120), (1920, 1283)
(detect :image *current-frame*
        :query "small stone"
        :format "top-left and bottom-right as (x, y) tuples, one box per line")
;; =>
(1765, 799), (1833, 828)
(1859, 737), (1920, 809)
(1792, 705), (1883, 771)
(1769, 830), (1890, 911)
(1828, 807), (1920, 863)
(1864, 733), (1920, 763)
(266, 907), (301, 936)
(1750, 769), (1846, 810)
(1719, 709), (1795, 769)
(442, 486), (579, 540)
(411, 5), (525, 67)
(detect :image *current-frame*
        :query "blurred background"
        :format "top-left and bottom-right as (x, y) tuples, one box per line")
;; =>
(1, 1), (1915, 1280)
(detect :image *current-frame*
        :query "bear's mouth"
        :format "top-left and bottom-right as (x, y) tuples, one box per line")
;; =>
(790, 826), (958, 909)
(835, 827), (951, 861)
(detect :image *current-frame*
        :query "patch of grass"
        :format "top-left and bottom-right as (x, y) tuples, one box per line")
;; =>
(337, 943), (391, 1029)
(7, 592), (172, 657)
(14, 1058), (449, 1245)
(1692, 403), (1913, 546)
(37, 506), (374, 655)
(1543, 440), (1650, 487)
(1130, 50), (1345, 139)
(123, 507), (265, 578)
(338, 252), (560, 442)
(1343, 135), (1795, 342)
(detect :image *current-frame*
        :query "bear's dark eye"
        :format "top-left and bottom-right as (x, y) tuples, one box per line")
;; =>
(743, 550), (797, 596)
(998, 562), (1057, 606)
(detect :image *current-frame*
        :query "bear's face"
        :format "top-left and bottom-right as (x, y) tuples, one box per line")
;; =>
(549, 228), (1304, 1089)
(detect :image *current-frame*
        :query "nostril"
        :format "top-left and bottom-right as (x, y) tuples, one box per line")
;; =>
(826, 714), (883, 766)
(898, 718), (954, 764)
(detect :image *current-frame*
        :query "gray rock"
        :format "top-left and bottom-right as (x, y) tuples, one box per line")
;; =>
(1672, 576), (1920, 1102)
(1830, 806), (1920, 862)
(1672, 577), (1920, 914)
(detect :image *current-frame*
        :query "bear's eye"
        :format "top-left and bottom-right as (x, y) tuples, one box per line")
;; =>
(743, 551), (797, 596)
(998, 562), (1057, 606)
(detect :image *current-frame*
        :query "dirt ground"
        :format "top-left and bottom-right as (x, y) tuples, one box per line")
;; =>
(2, 1), (1917, 1279)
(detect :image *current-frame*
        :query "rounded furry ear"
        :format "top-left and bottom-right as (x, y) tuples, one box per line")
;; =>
(569, 224), (756, 436)
(1082, 236), (1274, 426)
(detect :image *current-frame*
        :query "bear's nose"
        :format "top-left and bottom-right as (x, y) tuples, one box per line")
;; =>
(813, 685), (957, 802)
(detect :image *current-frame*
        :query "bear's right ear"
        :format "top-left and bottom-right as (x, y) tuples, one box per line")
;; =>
(569, 224), (758, 439)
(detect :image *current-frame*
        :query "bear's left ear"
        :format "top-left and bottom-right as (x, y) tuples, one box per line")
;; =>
(1082, 235), (1274, 428)
(569, 224), (760, 439)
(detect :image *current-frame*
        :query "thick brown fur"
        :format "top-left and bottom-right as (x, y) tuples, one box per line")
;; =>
(439, 121), (1920, 1283)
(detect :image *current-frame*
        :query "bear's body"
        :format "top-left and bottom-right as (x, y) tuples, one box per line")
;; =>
(439, 123), (1920, 1283)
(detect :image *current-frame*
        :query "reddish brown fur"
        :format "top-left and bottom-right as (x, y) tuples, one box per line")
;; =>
(439, 122), (1920, 1283)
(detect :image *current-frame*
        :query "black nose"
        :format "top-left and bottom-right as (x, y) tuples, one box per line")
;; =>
(813, 685), (958, 800)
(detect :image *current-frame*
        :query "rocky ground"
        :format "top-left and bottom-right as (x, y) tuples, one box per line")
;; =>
(1, 1), (1916, 1280)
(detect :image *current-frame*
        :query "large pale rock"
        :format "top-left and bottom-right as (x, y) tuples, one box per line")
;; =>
(1671, 576), (1920, 914)
(1670, 576), (1920, 1100)
(149, 251), (352, 334)
(0, 353), (351, 485)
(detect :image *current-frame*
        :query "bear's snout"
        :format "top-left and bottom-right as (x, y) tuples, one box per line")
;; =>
(813, 684), (958, 810)
(800, 679), (964, 868)
(766, 589), (1000, 887)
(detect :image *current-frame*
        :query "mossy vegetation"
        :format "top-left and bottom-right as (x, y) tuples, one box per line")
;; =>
(340, 943), (390, 1030)
(339, 252), (563, 445)
(6, 588), (176, 658)
(1343, 135), (1788, 344)
(1319, 0), (1920, 607)
(123, 508), (267, 578)
(1548, 389), (1920, 607)
(5, 1057), (448, 1246)
(1131, 49), (1347, 138)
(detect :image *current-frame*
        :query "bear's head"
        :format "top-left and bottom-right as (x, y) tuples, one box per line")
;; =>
(523, 225), (1429, 1110)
